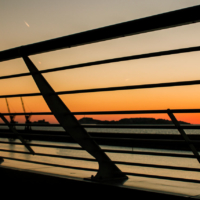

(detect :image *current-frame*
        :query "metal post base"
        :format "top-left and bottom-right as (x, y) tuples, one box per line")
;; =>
(84, 174), (128, 183)
(0, 157), (4, 164)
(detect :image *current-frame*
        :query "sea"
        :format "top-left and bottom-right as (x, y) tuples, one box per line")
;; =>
(0, 125), (200, 183)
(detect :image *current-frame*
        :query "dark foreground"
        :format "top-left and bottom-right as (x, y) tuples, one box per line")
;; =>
(0, 166), (197, 199)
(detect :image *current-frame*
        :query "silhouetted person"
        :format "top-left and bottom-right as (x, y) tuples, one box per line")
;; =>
(25, 115), (32, 131)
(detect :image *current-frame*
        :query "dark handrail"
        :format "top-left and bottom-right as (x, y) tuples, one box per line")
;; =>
(2, 108), (200, 115)
(0, 140), (83, 149)
(103, 149), (195, 158)
(1, 79), (200, 98)
(1, 5), (200, 62)
(1, 123), (199, 129)
(1, 131), (200, 144)
(0, 149), (95, 161)
(91, 137), (200, 144)
(1, 156), (97, 171)
(0, 141), (195, 158)
(1, 45), (200, 80)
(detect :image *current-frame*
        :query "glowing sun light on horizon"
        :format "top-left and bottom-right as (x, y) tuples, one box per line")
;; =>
(24, 21), (30, 27)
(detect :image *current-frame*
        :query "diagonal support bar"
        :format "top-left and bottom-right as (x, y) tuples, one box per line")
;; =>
(0, 113), (35, 155)
(22, 56), (127, 181)
(167, 109), (200, 163)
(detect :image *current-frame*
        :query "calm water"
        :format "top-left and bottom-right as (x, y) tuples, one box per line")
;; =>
(0, 125), (200, 181)
(1, 124), (200, 134)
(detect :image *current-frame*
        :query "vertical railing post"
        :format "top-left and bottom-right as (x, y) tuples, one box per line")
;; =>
(0, 113), (35, 155)
(167, 109), (200, 163)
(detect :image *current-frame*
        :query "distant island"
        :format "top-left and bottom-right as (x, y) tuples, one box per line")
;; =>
(78, 117), (190, 124)
(33, 119), (49, 124)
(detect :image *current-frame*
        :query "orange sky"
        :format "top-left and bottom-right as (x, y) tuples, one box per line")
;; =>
(1, 85), (200, 124)
(1, 1), (200, 124)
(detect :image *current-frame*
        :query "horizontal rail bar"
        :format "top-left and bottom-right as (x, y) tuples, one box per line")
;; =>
(0, 141), (83, 149)
(74, 125), (200, 129)
(114, 161), (200, 172)
(125, 172), (200, 184)
(0, 72), (30, 80)
(104, 149), (195, 158)
(0, 132), (71, 138)
(0, 130), (197, 139)
(91, 137), (200, 144)
(1, 131), (200, 144)
(2, 156), (97, 171)
(2, 108), (200, 116)
(1, 123), (199, 129)
(2, 79), (200, 98)
(1, 5), (200, 62)
(0, 149), (96, 162)
(1, 46), (200, 80)
(0, 123), (60, 127)
(0, 140), (195, 158)
(2, 156), (200, 183)
(0, 149), (199, 172)
(1, 112), (53, 116)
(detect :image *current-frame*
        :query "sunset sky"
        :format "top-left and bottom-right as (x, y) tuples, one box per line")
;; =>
(1, 0), (200, 124)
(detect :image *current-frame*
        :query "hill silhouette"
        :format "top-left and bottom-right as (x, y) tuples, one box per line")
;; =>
(79, 117), (190, 124)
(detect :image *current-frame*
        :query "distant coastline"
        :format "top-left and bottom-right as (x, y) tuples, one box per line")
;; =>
(0, 117), (190, 126)
(33, 119), (49, 124)
(78, 117), (190, 124)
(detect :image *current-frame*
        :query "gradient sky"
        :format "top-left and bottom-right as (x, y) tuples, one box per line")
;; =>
(1, 0), (200, 124)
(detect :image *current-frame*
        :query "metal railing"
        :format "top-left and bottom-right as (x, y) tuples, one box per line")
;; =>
(0, 5), (200, 183)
